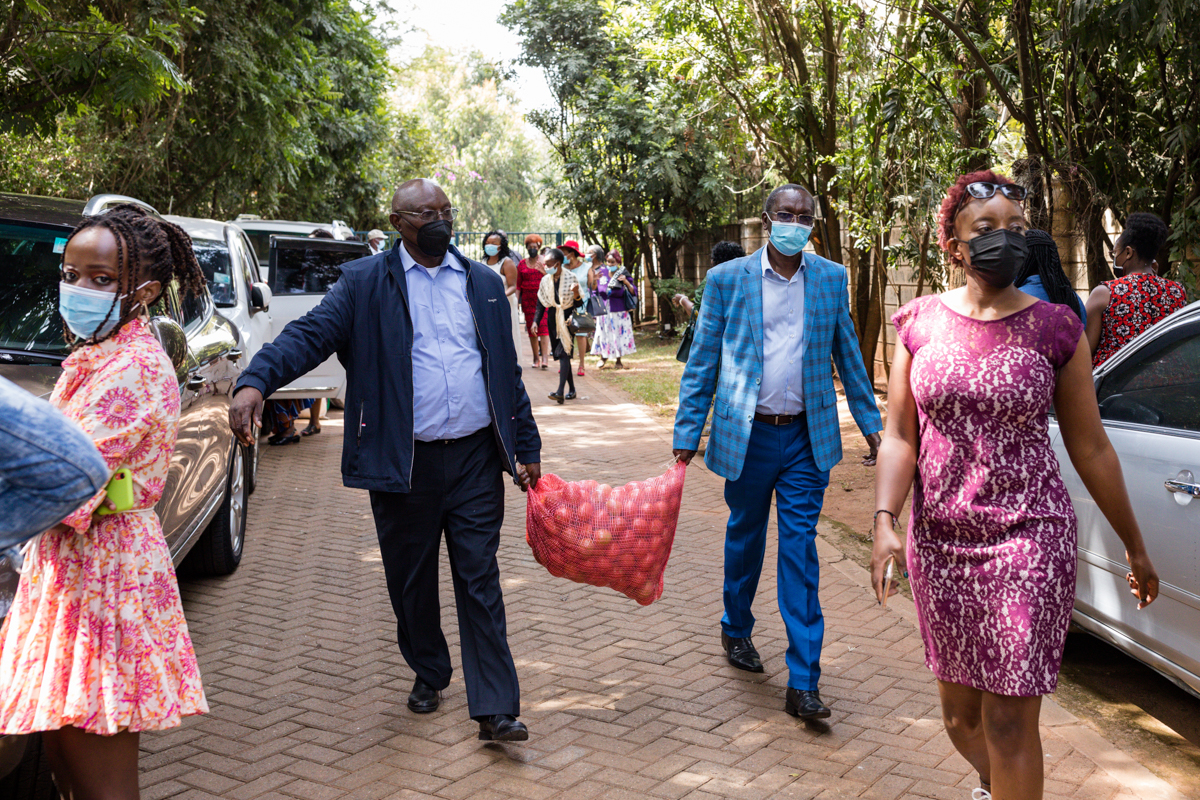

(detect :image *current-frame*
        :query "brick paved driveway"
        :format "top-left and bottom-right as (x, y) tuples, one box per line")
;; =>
(155, 359), (1185, 800)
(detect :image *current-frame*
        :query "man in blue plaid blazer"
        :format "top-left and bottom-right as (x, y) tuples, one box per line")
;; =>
(673, 184), (883, 720)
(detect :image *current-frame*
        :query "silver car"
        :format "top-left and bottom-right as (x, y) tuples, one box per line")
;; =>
(1050, 300), (1200, 698)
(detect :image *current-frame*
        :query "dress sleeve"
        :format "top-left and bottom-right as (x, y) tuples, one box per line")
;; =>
(1051, 306), (1086, 369)
(60, 346), (176, 534)
(890, 296), (926, 354)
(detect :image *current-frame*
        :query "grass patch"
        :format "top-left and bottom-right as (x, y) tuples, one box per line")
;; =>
(591, 329), (685, 417)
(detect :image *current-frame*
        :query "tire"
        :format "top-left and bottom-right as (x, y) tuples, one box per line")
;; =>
(0, 734), (55, 799)
(246, 421), (261, 495)
(183, 443), (247, 576)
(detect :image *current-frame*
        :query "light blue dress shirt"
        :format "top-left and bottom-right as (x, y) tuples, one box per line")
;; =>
(572, 262), (592, 306)
(756, 247), (806, 415)
(399, 244), (493, 441)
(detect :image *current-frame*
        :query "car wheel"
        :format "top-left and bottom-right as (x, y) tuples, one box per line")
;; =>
(0, 734), (55, 799)
(184, 443), (247, 576)
(246, 421), (261, 495)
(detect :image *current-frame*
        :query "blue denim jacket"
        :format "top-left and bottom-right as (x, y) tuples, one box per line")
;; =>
(0, 376), (108, 549)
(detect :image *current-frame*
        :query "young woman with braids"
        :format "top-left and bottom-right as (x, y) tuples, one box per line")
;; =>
(0, 205), (208, 798)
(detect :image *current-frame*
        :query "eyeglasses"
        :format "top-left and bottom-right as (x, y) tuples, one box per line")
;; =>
(964, 182), (1028, 202)
(394, 207), (458, 223)
(770, 212), (817, 226)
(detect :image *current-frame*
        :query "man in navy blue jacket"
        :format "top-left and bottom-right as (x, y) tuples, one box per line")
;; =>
(230, 179), (541, 742)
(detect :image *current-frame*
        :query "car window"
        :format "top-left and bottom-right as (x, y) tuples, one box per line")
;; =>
(191, 238), (236, 307)
(270, 245), (359, 295)
(1097, 326), (1200, 432)
(243, 231), (273, 268)
(178, 281), (212, 333)
(229, 233), (257, 302)
(0, 221), (72, 357)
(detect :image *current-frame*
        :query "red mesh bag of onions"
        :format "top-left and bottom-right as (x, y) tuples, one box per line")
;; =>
(525, 462), (687, 605)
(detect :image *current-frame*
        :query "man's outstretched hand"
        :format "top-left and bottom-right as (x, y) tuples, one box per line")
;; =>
(229, 387), (264, 447)
(517, 462), (541, 492)
(862, 432), (882, 466)
(673, 449), (696, 465)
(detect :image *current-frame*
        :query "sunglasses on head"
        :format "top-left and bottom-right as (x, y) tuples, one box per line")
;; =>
(965, 182), (1028, 202)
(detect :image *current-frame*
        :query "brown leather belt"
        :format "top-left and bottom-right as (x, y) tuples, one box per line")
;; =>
(753, 411), (805, 426)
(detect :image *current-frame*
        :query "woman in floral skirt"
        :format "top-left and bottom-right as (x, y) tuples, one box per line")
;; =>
(593, 250), (637, 369)
(0, 205), (209, 798)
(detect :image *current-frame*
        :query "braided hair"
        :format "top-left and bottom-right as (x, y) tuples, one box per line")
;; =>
(1017, 229), (1083, 321)
(62, 204), (206, 348)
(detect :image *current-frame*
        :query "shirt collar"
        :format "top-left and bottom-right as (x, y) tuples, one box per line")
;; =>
(760, 246), (805, 279)
(398, 240), (455, 274)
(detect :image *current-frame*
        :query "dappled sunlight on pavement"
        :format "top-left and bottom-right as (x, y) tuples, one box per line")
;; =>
(155, 340), (1182, 799)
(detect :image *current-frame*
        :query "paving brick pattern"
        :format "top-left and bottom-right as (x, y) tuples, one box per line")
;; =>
(155, 354), (1175, 800)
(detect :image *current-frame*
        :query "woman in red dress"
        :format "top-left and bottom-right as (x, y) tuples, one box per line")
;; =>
(517, 234), (550, 369)
(1086, 212), (1187, 366)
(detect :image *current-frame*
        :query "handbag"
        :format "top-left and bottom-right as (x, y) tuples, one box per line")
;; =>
(586, 292), (608, 318)
(675, 323), (694, 363)
(568, 309), (597, 336)
(675, 307), (697, 363)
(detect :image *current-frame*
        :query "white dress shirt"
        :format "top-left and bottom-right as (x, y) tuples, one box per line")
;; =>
(756, 247), (806, 415)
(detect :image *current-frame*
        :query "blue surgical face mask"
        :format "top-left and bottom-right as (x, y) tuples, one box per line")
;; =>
(546, 265), (558, 276)
(484, 244), (500, 257)
(769, 221), (814, 256)
(59, 281), (149, 341)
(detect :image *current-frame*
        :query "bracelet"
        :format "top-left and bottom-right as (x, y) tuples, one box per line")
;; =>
(874, 509), (898, 529)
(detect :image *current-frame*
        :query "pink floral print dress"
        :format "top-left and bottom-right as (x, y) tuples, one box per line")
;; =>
(0, 318), (208, 735)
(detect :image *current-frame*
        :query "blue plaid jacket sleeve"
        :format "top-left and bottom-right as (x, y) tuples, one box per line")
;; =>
(673, 274), (727, 450)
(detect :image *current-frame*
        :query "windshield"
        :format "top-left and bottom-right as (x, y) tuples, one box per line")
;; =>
(192, 238), (236, 307)
(0, 222), (71, 356)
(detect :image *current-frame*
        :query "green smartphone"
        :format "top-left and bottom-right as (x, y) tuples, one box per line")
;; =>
(96, 468), (134, 516)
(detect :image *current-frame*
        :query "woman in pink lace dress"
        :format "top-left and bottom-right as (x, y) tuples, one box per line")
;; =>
(0, 206), (209, 798)
(871, 171), (1159, 800)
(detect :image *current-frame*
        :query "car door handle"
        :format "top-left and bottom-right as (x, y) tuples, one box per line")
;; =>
(186, 375), (207, 390)
(1165, 479), (1200, 497)
(226, 348), (243, 361)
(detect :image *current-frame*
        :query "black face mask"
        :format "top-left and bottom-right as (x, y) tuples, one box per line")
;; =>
(966, 229), (1027, 289)
(416, 219), (453, 258)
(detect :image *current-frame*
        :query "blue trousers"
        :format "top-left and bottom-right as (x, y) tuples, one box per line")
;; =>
(722, 417), (830, 690)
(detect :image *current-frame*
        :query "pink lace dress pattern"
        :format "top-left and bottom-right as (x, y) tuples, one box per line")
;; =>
(892, 295), (1084, 697)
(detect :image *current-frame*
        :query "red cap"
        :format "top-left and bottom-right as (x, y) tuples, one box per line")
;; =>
(560, 239), (582, 256)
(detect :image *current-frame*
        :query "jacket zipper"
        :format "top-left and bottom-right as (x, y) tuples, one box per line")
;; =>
(467, 275), (515, 475)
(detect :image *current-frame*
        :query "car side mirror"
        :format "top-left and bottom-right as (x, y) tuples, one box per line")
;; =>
(148, 316), (189, 384)
(250, 282), (272, 312)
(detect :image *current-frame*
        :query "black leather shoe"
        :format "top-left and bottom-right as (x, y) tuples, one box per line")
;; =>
(478, 714), (528, 742)
(721, 631), (764, 673)
(564, 391), (576, 400)
(785, 687), (831, 720)
(407, 678), (440, 713)
(548, 392), (564, 404)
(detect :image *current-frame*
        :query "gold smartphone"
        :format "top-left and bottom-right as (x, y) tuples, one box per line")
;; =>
(881, 555), (897, 608)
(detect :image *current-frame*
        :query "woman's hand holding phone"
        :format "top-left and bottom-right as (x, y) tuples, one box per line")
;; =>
(870, 514), (905, 605)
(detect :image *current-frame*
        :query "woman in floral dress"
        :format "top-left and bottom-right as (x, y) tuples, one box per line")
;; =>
(871, 171), (1158, 800)
(0, 205), (209, 798)
(592, 250), (637, 369)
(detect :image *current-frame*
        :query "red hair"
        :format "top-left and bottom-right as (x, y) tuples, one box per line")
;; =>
(937, 169), (1016, 255)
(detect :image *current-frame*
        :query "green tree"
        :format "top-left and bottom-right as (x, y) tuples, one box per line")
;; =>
(398, 46), (542, 231)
